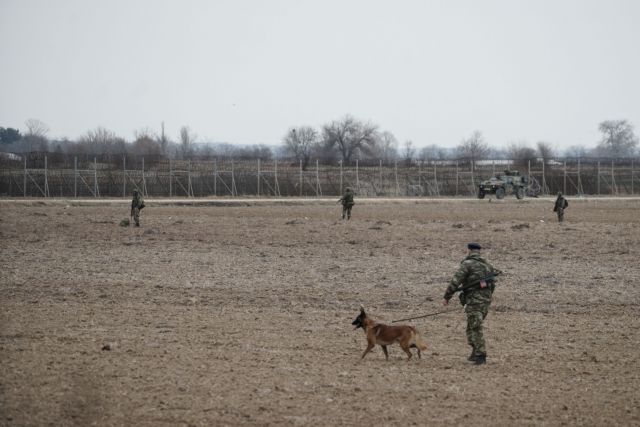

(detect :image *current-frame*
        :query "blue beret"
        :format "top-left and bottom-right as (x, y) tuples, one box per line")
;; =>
(467, 242), (482, 250)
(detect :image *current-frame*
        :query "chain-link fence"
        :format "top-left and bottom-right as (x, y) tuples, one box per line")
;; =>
(1, 153), (638, 197)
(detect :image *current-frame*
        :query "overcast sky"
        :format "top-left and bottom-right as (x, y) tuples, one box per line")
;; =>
(1, 0), (639, 151)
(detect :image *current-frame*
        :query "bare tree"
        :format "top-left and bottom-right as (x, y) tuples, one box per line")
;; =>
(322, 115), (379, 163)
(597, 119), (638, 158)
(77, 127), (125, 157)
(132, 128), (161, 156)
(507, 141), (537, 166)
(282, 126), (319, 170)
(536, 141), (555, 165)
(178, 126), (197, 159)
(419, 144), (449, 162)
(373, 131), (398, 164)
(402, 140), (415, 166)
(24, 119), (49, 138)
(456, 130), (489, 162)
(23, 119), (50, 152)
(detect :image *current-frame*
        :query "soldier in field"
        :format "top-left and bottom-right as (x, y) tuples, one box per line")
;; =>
(130, 189), (145, 227)
(553, 192), (569, 222)
(442, 243), (501, 365)
(338, 187), (355, 220)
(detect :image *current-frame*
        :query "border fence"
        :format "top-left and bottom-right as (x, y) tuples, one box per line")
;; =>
(1, 152), (638, 198)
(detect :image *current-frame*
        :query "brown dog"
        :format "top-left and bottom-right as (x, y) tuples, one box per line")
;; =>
(352, 306), (428, 360)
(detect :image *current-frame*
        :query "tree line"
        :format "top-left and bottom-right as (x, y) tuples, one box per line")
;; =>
(1, 116), (638, 169)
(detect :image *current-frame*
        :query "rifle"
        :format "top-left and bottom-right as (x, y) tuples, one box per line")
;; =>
(455, 270), (502, 294)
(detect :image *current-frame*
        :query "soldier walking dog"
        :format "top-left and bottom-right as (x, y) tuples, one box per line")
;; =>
(442, 243), (500, 365)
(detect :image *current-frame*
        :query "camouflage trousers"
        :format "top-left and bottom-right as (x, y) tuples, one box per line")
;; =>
(342, 205), (353, 219)
(464, 291), (492, 355)
(556, 207), (565, 222)
(133, 207), (140, 226)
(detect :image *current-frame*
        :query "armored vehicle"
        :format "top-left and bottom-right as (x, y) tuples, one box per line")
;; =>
(478, 170), (528, 199)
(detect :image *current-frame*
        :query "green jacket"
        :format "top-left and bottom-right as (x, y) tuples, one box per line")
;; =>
(340, 190), (355, 207)
(131, 193), (144, 209)
(444, 252), (496, 301)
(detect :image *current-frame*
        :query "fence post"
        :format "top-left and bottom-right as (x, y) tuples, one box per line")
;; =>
(316, 159), (320, 196)
(471, 161), (475, 195)
(340, 160), (343, 195)
(74, 156), (77, 198)
(299, 159), (303, 197)
(394, 160), (399, 196)
(169, 159), (173, 198)
(231, 160), (236, 196)
(542, 160), (546, 195)
(418, 160), (421, 195)
(44, 155), (49, 197)
(356, 159), (359, 194)
(257, 158), (261, 197)
(142, 157), (146, 196)
(94, 157), (99, 197)
(632, 159), (635, 195)
(563, 160), (567, 195)
(597, 161), (600, 195)
(379, 159), (383, 196)
(213, 159), (217, 196)
(527, 159), (531, 183)
(23, 155), (27, 197)
(611, 160), (615, 195)
(123, 155), (126, 197)
(274, 157), (279, 197)
(434, 162), (438, 196)
(577, 157), (582, 196)
(456, 161), (459, 196)
(188, 160), (193, 197)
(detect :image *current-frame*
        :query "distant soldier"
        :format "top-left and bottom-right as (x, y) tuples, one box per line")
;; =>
(442, 243), (501, 365)
(130, 189), (145, 227)
(553, 192), (569, 222)
(338, 187), (355, 220)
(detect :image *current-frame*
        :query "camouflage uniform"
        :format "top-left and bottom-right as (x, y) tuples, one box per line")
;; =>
(339, 188), (355, 220)
(553, 193), (568, 222)
(131, 190), (144, 226)
(444, 248), (498, 362)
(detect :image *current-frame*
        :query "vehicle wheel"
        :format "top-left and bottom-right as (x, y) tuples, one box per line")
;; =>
(516, 187), (524, 199)
(478, 189), (485, 199)
(496, 187), (505, 199)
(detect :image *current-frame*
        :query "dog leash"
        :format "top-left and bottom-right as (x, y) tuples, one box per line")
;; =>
(391, 308), (459, 323)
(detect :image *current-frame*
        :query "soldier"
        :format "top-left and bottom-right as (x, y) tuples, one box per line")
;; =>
(338, 187), (355, 220)
(553, 192), (569, 222)
(442, 243), (500, 365)
(130, 189), (145, 227)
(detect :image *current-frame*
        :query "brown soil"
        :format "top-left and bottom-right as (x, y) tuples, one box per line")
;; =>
(1, 198), (639, 426)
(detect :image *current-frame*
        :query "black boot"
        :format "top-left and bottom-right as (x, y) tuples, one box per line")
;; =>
(474, 353), (487, 365)
(467, 347), (477, 361)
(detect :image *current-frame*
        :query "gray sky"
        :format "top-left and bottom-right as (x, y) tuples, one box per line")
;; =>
(1, 0), (639, 151)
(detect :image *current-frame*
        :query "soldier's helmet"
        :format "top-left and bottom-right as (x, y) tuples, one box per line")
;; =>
(557, 191), (562, 197)
(345, 187), (352, 192)
(133, 189), (139, 195)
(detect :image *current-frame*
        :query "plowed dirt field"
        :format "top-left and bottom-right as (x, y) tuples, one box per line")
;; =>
(1, 198), (639, 426)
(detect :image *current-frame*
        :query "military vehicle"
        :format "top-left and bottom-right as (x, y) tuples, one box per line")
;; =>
(478, 170), (528, 199)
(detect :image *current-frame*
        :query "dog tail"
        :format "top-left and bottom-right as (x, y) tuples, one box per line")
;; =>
(412, 330), (428, 352)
